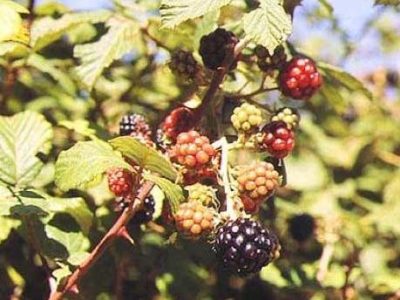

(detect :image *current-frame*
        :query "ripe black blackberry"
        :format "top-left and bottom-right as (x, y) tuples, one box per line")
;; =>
(288, 213), (315, 242)
(169, 50), (201, 81)
(132, 196), (155, 224)
(199, 28), (239, 70)
(213, 218), (280, 275)
(254, 45), (287, 73)
(119, 114), (152, 142)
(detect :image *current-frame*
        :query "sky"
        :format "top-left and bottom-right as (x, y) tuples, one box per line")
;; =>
(36, 0), (400, 74)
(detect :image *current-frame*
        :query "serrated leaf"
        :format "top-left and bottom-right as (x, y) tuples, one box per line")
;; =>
(318, 62), (372, 100)
(55, 140), (132, 191)
(110, 137), (177, 181)
(0, 111), (53, 187)
(27, 54), (76, 95)
(74, 16), (140, 90)
(143, 173), (184, 213)
(31, 10), (111, 50)
(243, 0), (292, 53)
(160, 0), (231, 28)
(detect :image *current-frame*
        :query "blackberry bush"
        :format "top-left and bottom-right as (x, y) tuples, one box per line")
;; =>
(170, 130), (216, 168)
(261, 121), (295, 158)
(107, 167), (134, 197)
(199, 28), (239, 70)
(279, 56), (322, 99)
(213, 218), (280, 275)
(169, 50), (201, 81)
(236, 161), (280, 213)
(162, 107), (195, 141)
(271, 107), (300, 130)
(231, 103), (263, 132)
(4, 0), (381, 299)
(175, 201), (215, 239)
(119, 114), (152, 142)
(254, 45), (287, 73)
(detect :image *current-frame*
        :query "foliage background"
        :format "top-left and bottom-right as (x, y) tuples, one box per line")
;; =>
(1, 0), (400, 299)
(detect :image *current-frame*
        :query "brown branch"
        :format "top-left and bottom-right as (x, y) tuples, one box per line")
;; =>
(48, 181), (154, 300)
(192, 39), (249, 125)
(27, 0), (36, 28)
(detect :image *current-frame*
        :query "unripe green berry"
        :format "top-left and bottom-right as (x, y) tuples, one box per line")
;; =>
(231, 103), (263, 132)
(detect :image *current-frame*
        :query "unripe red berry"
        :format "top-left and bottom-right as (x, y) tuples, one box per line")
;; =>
(279, 57), (322, 100)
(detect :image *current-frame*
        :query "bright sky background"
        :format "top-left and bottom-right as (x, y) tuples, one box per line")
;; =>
(37, 0), (400, 75)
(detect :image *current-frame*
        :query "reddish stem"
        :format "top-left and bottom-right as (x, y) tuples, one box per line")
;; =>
(48, 181), (154, 300)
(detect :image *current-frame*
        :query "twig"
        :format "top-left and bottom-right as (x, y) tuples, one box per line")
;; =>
(27, 0), (36, 28)
(141, 27), (173, 52)
(227, 87), (279, 100)
(48, 181), (154, 300)
(193, 39), (250, 125)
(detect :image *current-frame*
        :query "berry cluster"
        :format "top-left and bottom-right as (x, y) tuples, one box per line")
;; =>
(271, 107), (300, 130)
(279, 56), (322, 100)
(175, 201), (215, 239)
(107, 167), (134, 197)
(133, 196), (156, 224)
(169, 50), (201, 81)
(170, 131), (216, 168)
(119, 114), (152, 144)
(105, 32), (325, 278)
(231, 103), (263, 132)
(199, 28), (239, 70)
(261, 121), (295, 158)
(213, 218), (280, 275)
(237, 161), (280, 213)
(186, 183), (218, 206)
(254, 45), (287, 73)
(162, 107), (195, 141)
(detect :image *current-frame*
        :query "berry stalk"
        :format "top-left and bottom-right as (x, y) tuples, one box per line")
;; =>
(48, 181), (154, 300)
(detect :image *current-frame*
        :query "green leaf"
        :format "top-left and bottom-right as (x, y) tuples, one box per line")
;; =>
(31, 10), (111, 50)
(27, 54), (76, 95)
(0, 41), (30, 57)
(374, 0), (400, 6)
(318, 62), (373, 100)
(45, 196), (93, 235)
(0, 189), (92, 234)
(55, 140), (132, 191)
(143, 173), (184, 213)
(160, 0), (231, 28)
(110, 137), (177, 181)
(45, 224), (90, 265)
(58, 120), (98, 140)
(0, 111), (53, 187)
(0, 1), (28, 43)
(243, 0), (292, 53)
(74, 16), (141, 90)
